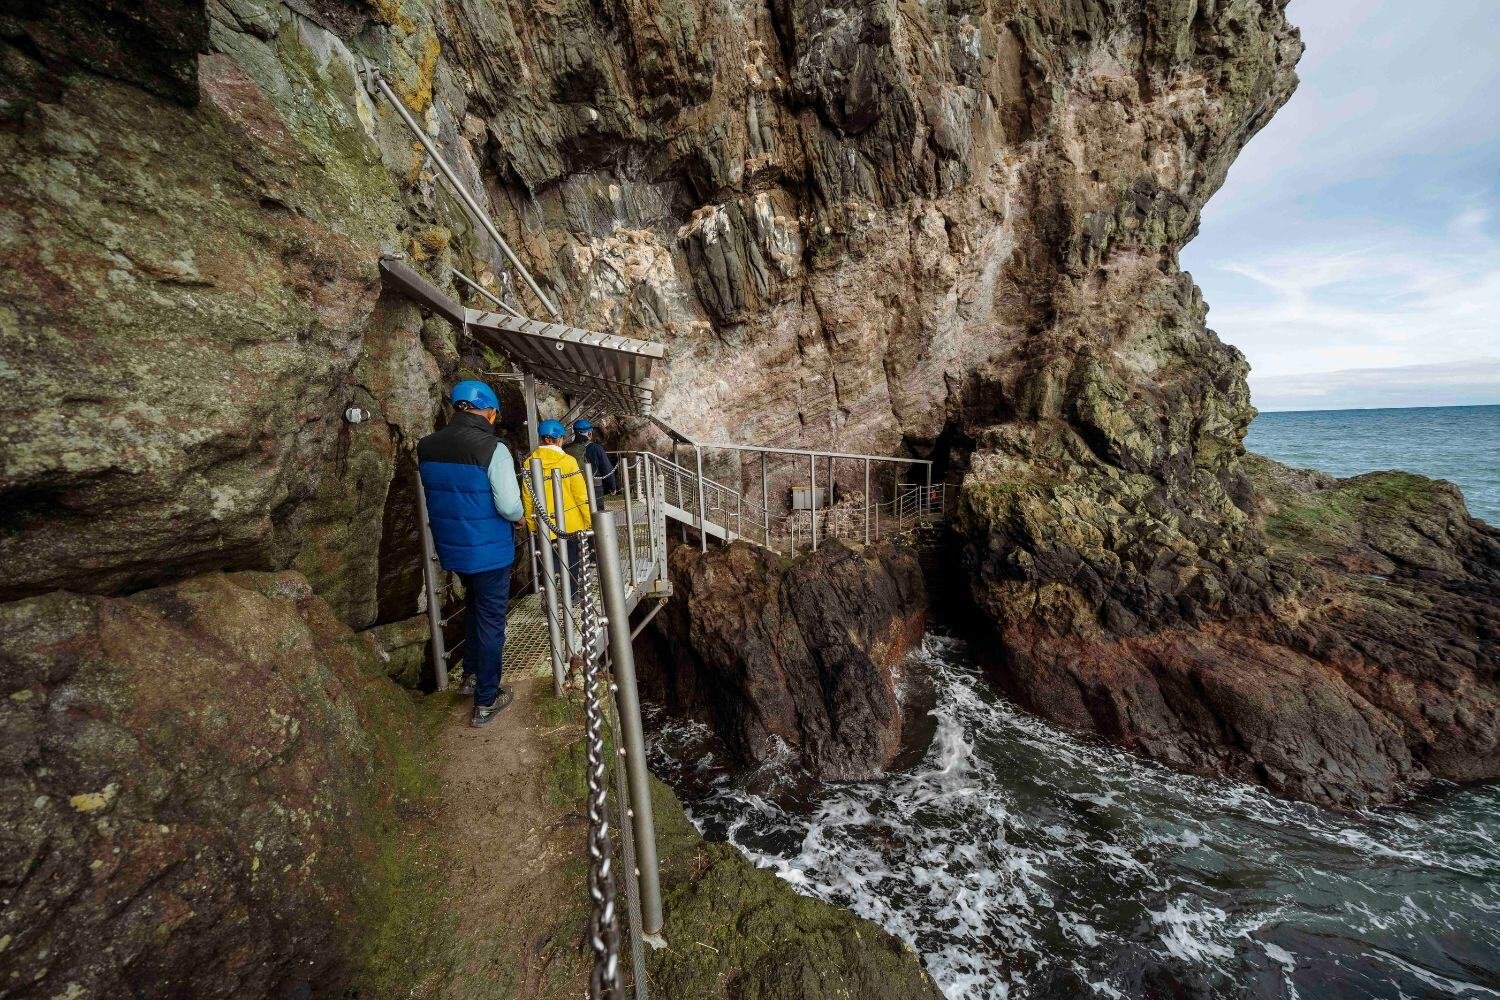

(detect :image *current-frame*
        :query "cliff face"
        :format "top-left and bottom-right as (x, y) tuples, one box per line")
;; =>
(0, 0), (1492, 963)
(0, 571), (452, 996)
(2, 0), (1301, 617)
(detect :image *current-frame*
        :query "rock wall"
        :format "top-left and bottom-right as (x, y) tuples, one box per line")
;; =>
(2, 0), (1305, 620)
(641, 538), (927, 780)
(0, 571), (449, 997)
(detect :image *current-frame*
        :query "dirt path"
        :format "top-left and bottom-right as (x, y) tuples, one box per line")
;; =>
(432, 667), (592, 999)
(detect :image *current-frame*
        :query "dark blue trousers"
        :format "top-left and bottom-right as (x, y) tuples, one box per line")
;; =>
(458, 565), (511, 707)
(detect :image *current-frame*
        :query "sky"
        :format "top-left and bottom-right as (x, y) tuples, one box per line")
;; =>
(1180, 0), (1500, 411)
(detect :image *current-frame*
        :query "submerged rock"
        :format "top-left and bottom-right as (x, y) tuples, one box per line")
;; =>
(641, 538), (927, 780)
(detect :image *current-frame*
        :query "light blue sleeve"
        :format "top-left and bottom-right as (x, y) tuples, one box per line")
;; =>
(487, 445), (525, 522)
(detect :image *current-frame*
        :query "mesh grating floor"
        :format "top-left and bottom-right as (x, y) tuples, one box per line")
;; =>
(503, 592), (557, 678)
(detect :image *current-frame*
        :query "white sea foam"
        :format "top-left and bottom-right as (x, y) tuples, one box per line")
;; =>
(651, 633), (1500, 998)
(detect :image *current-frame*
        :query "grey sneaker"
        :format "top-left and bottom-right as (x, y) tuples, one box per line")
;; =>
(470, 687), (514, 727)
(458, 673), (476, 695)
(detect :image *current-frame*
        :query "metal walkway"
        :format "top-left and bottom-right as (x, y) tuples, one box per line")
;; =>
(360, 58), (947, 1000)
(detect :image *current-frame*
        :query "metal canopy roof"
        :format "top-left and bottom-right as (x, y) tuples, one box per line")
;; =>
(465, 309), (663, 416)
(379, 257), (665, 416)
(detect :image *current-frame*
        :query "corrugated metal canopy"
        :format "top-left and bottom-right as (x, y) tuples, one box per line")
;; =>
(378, 257), (666, 416)
(464, 309), (664, 416)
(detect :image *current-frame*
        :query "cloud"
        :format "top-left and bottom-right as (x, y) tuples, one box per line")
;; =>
(1203, 208), (1500, 378)
(1249, 359), (1500, 411)
(1181, 0), (1500, 409)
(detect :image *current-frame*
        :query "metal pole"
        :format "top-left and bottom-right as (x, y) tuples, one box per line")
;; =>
(415, 470), (450, 691)
(828, 456), (835, 538)
(584, 460), (601, 513)
(694, 446), (707, 553)
(552, 468), (576, 653)
(622, 457), (639, 588)
(453, 267), (524, 319)
(529, 459), (566, 695)
(761, 451), (769, 546)
(523, 372), (540, 453)
(649, 457), (664, 579)
(809, 453), (818, 552)
(672, 442), (685, 544)
(864, 458), (871, 545)
(593, 509), (664, 936)
(925, 462), (934, 520)
(369, 71), (562, 321)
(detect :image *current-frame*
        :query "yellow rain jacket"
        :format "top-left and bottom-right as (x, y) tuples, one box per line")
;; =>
(522, 445), (593, 538)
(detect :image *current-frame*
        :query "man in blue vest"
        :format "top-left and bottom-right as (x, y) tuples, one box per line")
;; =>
(417, 380), (525, 727)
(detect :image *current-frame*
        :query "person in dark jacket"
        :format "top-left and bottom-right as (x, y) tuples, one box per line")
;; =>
(568, 418), (617, 494)
(417, 380), (524, 727)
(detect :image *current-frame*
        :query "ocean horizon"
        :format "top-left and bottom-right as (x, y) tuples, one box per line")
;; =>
(1245, 403), (1499, 525)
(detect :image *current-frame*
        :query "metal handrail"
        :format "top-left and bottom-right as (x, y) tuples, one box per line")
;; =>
(693, 441), (936, 467)
(362, 63), (562, 321)
(607, 448), (943, 554)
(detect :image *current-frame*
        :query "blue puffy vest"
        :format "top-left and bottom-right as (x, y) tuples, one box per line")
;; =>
(417, 412), (515, 574)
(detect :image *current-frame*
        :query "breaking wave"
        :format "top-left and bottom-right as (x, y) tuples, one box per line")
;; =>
(648, 633), (1500, 999)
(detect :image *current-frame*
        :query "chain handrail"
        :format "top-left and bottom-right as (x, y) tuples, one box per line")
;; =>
(576, 533), (624, 998)
(516, 470), (625, 995)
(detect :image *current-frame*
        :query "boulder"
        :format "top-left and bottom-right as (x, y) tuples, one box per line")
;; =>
(640, 539), (926, 780)
(0, 571), (438, 997)
(962, 454), (1500, 809)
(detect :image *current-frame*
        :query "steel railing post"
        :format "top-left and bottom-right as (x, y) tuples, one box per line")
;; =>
(694, 446), (708, 553)
(523, 372), (540, 453)
(809, 453), (818, 552)
(529, 459), (566, 695)
(925, 462), (934, 520)
(864, 458), (871, 545)
(584, 460), (601, 513)
(415, 469), (450, 691)
(622, 457), (639, 589)
(592, 509), (664, 936)
(552, 469), (576, 654)
(761, 451), (770, 546)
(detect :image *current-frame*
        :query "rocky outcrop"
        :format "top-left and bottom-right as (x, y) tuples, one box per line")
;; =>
(963, 455), (1500, 808)
(0, 571), (448, 997)
(641, 539), (926, 780)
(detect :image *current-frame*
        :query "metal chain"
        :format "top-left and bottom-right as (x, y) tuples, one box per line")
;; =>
(577, 532), (624, 998)
(517, 470), (622, 995)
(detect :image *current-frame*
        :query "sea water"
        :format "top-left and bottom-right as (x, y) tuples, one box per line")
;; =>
(648, 403), (1500, 998)
(1246, 404), (1499, 524)
(649, 636), (1500, 998)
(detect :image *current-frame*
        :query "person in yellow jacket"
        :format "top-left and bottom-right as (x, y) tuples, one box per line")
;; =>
(523, 419), (593, 599)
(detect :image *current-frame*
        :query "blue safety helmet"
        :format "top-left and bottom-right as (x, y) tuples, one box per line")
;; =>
(573, 419), (594, 434)
(538, 419), (567, 439)
(450, 379), (499, 412)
